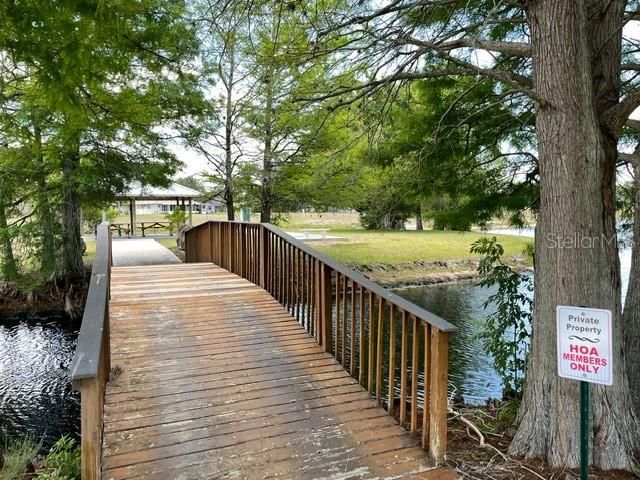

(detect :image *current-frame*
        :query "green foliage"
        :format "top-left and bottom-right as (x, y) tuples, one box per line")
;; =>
(83, 207), (118, 231)
(0, 437), (40, 480)
(496, 398), (521, 431)
(0, 0), (203, 280)
(164, 209), (187, 234)
(470, 237), (532, 396)
(36, 436), (80, 480)
(617, 179), (636, 247)
(364, 78), (537, 230)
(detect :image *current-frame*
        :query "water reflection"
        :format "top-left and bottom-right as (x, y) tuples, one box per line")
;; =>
(395, 282), (505, 404)
(0, 313), (80, 451)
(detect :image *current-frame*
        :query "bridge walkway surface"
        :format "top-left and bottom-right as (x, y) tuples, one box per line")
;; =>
(101, 262), (453, 480)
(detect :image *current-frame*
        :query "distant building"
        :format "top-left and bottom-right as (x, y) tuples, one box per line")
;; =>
(114, 182), (223, 215)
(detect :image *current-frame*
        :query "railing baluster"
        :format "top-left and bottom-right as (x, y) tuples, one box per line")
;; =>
(350, 281), (356, 374)
(368, 290), (374, 395)
(358, 285), (365, 385)
(335, 272), (341, 359)
(320, 264), (332, 352)
(400, 310), (408, 427)
(297, 248), (302, 324)
(388, 304), (396, 414)
(411, 315), (419, 434)
(422, 323), (431, 450)
(342, 276), (347, 369)
(376, 297), (384, 404)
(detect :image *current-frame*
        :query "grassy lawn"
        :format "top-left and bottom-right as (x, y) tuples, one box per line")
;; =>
(155, 237), (185, 261)
(311, 230), (532, 265)
(97, 212), (532, 267)
(279, 212), (361, 230)
(84, 239), (96, 266)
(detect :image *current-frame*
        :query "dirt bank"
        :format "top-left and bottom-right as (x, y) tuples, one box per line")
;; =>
(354, 256), (532, 288)
(0, 272), (89, 318)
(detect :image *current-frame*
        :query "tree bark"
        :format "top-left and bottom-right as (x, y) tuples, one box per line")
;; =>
(61, 140), (85, 277)
(510, 0), (639, 469)
(260, 71), (274, 224)
(33, 118), (56, 275)
(0, 180), (17, 281)
(415, 205), (423, 230)
(224, 35), (236, 222)
(623, 165), (640, 415)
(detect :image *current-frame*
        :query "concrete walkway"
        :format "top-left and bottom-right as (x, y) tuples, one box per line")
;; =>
(112, 238), (181, 267)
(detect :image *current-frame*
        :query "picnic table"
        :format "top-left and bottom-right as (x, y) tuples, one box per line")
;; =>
(300, 228), (329, 239)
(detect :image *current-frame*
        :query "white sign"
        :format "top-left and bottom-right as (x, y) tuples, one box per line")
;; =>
(556, 305), (613, 385)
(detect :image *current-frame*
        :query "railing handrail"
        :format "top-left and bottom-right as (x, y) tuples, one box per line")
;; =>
(262, 223), (457, 333)
(188, 220), (456, 333)
(71, 222), (112, 382)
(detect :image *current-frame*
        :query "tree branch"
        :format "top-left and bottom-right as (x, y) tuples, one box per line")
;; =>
(603, 89), (640, 134)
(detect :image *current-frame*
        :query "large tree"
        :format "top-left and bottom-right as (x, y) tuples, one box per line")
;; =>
(313, 0), (640, 470)
(188, 0), (256, 220)
(0, 0), (202, 278)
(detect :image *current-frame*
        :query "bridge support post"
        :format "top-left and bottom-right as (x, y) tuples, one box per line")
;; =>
(429, 329), (448, 463)
(259, 226), (268, 289)
(319, 263), (333, 352)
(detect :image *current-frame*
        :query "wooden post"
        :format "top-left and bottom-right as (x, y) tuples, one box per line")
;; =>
(228, 223), (233, 273)
(208, 222), (213, 263)
(131, 198), (136, 237)
(128, 198), (134, 237)
(319, 264), (332, 352)
(429, 328), (448, 463)
(259, 226), (268, 289)
(76, 378), (102, 480)
(238, 224), (245, 278)
(188, 198), (193, 227)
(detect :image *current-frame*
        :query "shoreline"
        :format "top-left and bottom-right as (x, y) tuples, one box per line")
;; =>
(0, 273), (89, 317)
(353, 256), (532, 289)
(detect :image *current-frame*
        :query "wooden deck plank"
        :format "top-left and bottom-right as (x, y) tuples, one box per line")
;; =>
(103, 262), (443, 480)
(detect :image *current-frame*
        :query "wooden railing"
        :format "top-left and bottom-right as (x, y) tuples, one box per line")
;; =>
(70, 222), (112, 480)
(185, 220), (457, 462)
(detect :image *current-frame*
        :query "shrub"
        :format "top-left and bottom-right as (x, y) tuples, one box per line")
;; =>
(0, 437), (40, 480)
(36, 436), (80, 480)
(164, 208), (187, 234)
(470, 237), (532, 397)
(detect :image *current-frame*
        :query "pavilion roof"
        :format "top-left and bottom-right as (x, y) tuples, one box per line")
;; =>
(116, 181), (202, 200)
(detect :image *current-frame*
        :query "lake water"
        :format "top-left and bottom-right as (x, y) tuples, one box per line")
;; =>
(0, 312), (80, 450)
(393, 227), (633, 404)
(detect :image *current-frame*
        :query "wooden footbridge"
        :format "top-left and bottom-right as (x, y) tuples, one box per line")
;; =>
(71, 222), (457, 480)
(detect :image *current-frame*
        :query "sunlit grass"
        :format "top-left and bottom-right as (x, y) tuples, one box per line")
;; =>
(311, 230), (532, 265)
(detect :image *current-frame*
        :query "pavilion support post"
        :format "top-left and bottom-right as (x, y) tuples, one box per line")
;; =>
(128, 198), (134, 238)
(131, 198), (137, 237)
(188, 198), (193, 227)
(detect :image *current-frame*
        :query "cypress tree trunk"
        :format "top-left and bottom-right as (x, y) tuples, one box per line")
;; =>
(224, 36), (236, 222)
(61, 141), (84, 277)
(0, 182), (17, 281)
(415, 205), (423, 230)
(623, 165), (640, 415)
(33, 119), (56, 275)
(260, 73), (274, 224)
(510, 0), (639, 469)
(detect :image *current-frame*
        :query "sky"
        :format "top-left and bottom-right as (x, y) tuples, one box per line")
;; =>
(174, 21), (640, 179)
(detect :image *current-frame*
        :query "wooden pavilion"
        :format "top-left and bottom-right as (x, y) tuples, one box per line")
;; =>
(116, 182), (201, 236)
